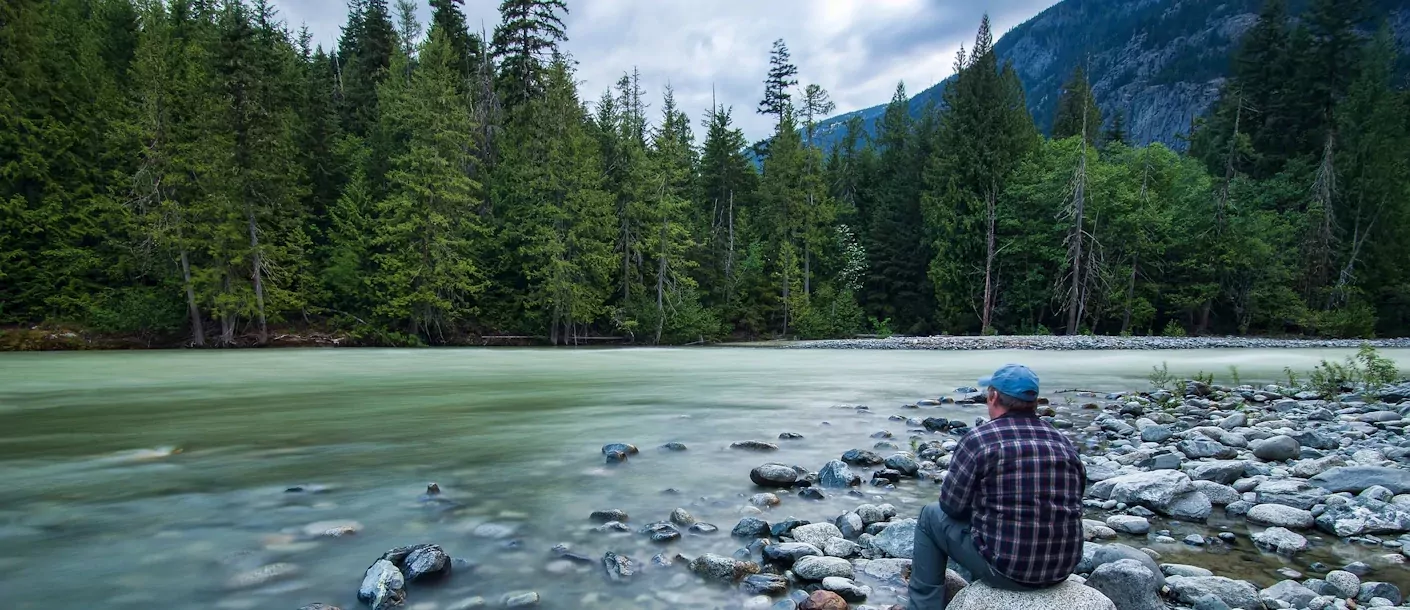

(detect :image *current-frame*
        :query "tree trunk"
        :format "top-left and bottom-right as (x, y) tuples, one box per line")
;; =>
(247, 207), (268, 345)
(981, 187), (996, 333)
(804, 192), (812, 297)
(1066, 137), (1088, 335)
(655, 219), (667, 344)
(221, 273), (235, 346)
(726, 190), (734, 300)
(621, 214), (631, 304)
(180, 247), (204, 347)
(1121, 255), (1137, 335)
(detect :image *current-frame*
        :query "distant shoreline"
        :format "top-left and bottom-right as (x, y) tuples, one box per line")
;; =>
(5, 326), (1410, 352)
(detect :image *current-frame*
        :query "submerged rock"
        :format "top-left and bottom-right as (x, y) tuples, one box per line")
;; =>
(731, 440), (780, 452)
(601, 443), (638, 456)
(741, 573), (789, 595)
(1252, 527), (1308, 554)
(502, 591), (540, 607)
(601, 551), (636, 583)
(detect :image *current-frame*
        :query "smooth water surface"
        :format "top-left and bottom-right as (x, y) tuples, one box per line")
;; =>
(1, 347), (1406, 609)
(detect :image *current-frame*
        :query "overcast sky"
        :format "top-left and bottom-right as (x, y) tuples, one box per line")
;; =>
(277, 0), (1060, 141)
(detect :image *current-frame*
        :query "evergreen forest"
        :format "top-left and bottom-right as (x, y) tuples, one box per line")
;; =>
(3, 0), (1409, 346)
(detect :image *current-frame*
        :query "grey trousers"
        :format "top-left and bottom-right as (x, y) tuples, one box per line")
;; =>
(908, 502), (1037, 610)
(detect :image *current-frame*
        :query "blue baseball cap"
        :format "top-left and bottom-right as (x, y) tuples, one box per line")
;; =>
(979, 364), (1040, 402)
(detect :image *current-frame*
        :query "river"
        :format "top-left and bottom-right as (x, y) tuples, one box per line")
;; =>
(1, 347), (1407, 609)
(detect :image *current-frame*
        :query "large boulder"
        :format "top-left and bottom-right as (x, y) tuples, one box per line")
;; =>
(791, 522), (844, 548)
(947, 579), (1116, 610)
(1314, 498), (1410, 537)
(792, 555), (854, 581)
(870, 518), (917, 559)
(884, 453), (921, 476)
(358, 560), (406, 610)
(1183, 461), (1251, 485)
(1091, 470), (1192, 507)
(841, 449), (884, 466)
(1192, 481), (1240, 506)
(732, 517), (771, 538)
(1085, 559), (1163, 610)
(1253, 479), (1326, 510)
(1086, 544), (1165, 588)
(1246, 504), (1315, 529)
(689, 553), (759, 583)
(818, 460), (860, 488)
(1261, 580), (1318, 607)
(1251, 435), (1301, 462)
(1167, 576), (1261, 610)
(401, 544), (451, 581)
(1310, 467), (1410, 494)
(750, 463), (799, 488)
(1177, 439), (1238, 459)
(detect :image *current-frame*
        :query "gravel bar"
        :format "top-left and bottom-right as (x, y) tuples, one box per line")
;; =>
(782, 336), (1410, 351)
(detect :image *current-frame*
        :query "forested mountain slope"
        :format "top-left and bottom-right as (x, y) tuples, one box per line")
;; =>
(815, 0), (1410, 149)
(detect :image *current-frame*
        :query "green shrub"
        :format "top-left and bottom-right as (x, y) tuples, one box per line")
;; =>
(1228, 365), (1242, 387)
(1307, 344), (1401, 398)
(1148, 362), (1175, 391)
(1162, 320), (1186, 337)
(870, 317), (894, 339)
(793, 287), (865, 339)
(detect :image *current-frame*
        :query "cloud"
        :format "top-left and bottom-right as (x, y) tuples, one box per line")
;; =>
(273, 0), (1059, 141)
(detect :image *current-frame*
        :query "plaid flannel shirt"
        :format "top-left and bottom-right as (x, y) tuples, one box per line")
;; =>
(939, 410), (1086, 586)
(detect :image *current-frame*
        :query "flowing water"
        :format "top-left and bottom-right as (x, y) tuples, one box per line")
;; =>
(1, 347), (1408, 609)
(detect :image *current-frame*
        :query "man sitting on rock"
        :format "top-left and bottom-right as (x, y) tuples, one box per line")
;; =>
(909, 364), (1086, 609)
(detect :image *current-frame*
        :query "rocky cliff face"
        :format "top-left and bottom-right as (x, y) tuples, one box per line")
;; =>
(816, 0), (1410, 150)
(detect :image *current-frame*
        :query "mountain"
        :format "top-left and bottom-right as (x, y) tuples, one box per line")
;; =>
(814, 0), (1410, 150)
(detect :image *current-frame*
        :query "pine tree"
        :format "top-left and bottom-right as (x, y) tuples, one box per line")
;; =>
(925, 15), (1038, 333)
(758, 39), (799, 129)
(696, 104), (757, 314)
(493, 56), (615, 343)
(491, 0), (567, 110)
(1052, 64), (1103, 144)
(1332, 26), (1406, 330)
(368, 32), (487, 341)
(338, 0), (397, 138)
(1103, 111), (1127, 148)
(863, 83), (930, 333)
(393, 0), (421, 58)
(428, 0), (477, 79)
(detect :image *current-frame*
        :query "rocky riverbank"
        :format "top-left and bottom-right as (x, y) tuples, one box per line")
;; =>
(288, 377), (1410, 610)
(782, 336), (1410, 351)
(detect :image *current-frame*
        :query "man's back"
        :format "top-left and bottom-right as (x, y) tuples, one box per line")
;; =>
(938, 410), (1085, 586)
